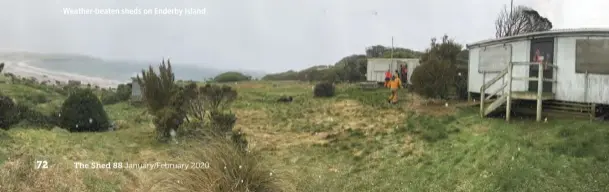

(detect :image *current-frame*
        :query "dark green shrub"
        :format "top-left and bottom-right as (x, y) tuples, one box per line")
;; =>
(313, 82), (335, 97)
(210, 112), (237, 134)
(137, 59), (177, 115)
(320, 68), (343, 83)
(0, 95), (20, 129)
(411, 58), (455, 99)
(137, 60), (186, 141)
(455, 69), (468, 100)
(100, 83), (132, 105)
(15, 104), (57, 128)
(58, 89), (110, 132)
(213, 72), (251, 83)
(178, 82), (207, 122)
(200, 84), (237, 112)
(414, 35), (465, 99)
(116, 83), (132, 101)
(153, 107), (182, 141)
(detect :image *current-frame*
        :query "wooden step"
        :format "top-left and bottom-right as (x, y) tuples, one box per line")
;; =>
(544, 105), (592, 112)
(484, 94), (507, 116)
(511, 91), (554, 100)
(545, 100), (592, 108)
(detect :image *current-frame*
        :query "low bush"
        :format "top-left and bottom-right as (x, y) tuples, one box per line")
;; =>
(0, 95), (19, 129)
(200, 84), (238, 112)
(313, 82), (335, 97)
(116, 83), (132, 101)
(153, 107), (182, 141)
(14, 104), (57, 128)
(58, 89), (110, 132)
(210, 111), (237, 135)
(213, 72), (251, 83)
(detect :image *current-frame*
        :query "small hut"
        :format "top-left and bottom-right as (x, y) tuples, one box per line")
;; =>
(131, 78), (143, 101)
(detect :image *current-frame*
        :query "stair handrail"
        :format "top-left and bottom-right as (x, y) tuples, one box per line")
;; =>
(479, 65), (510, 117)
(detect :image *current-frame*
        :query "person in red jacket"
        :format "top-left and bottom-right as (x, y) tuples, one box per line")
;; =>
(534, 49), (547, 69)
(400, 65), (408, 85)
(384, 70), (392, 87)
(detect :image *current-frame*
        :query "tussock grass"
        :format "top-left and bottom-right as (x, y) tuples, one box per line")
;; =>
(150, 136), (292, 192)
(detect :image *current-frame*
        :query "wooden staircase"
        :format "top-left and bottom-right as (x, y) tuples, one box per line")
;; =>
(479, 62), (558, 122)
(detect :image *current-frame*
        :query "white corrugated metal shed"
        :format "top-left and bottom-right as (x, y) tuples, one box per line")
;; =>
(131, 79), (142, 101)
(466, 27), (609, 105)
(366, 58), (419, 84)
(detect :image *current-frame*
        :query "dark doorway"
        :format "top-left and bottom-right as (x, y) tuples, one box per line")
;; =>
(529, 38), (554, 93)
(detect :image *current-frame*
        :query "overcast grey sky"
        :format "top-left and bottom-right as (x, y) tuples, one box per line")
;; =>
(0, 0), (607, 73)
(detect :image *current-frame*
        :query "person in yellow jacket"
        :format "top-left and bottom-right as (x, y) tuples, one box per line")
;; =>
(387, 76), (402, 104)
(394, 70), (400, 80)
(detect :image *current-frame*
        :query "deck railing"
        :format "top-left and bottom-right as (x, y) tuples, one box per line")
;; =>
(480, 62), (558, 122)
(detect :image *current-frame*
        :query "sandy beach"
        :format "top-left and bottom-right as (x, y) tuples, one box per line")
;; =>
(1, 61), (125, 88)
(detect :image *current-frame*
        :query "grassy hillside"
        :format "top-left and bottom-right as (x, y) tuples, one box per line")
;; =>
(1, 80), (608, 191)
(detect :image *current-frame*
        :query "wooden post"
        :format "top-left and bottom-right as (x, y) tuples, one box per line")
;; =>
(591, 103), (597, 121)
(390, 37), (394, 72)
(553, 66), (557, 94)
(536, 66), (544, 122)
(480, 72), (486, 117)
(506, 62), (513, 122)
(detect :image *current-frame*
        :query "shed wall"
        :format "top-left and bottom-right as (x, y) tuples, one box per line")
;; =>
(554, 36), (609, 104)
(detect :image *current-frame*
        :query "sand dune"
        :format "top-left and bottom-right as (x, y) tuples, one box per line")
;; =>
(2, 61), (125, 88)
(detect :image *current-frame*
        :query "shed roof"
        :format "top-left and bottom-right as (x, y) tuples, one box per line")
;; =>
(466, 28), (609, 49)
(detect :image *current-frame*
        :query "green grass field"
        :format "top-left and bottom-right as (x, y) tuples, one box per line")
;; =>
(1, 80), (608, 192)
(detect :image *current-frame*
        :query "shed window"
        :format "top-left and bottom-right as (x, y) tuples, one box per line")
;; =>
(478, 45), (511, 73)
(575, 39), (609, 74)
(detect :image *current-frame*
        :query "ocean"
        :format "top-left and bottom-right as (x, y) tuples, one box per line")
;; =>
(27, 58), (222, 82)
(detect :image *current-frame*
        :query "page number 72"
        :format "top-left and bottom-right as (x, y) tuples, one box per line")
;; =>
(35, 160), (49, 169)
